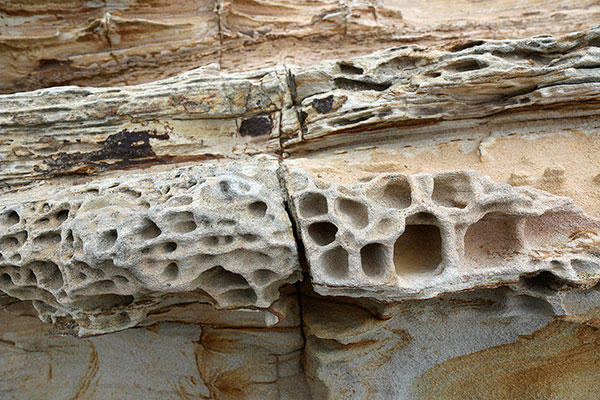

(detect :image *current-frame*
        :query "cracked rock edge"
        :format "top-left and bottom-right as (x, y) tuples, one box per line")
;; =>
(1, 164), (599, 335)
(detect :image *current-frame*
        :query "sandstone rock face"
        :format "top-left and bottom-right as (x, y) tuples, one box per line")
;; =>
(1, 11), (600, 400)
(286, 168), (600, 300)
(0, 162), (299, 335)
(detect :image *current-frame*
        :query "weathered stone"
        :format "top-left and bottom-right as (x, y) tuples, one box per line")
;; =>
(1, 15), (600, 400)
(286, 167), (600, 300)
(0, 161), (300, 335)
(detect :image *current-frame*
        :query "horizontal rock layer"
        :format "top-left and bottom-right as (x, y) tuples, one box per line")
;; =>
(1, 0), (599, 93)
(1, 25), (600, 400)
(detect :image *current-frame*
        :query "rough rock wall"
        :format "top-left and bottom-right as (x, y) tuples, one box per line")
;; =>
(1, 6), (600, 400)
(1, 0), (600, 93)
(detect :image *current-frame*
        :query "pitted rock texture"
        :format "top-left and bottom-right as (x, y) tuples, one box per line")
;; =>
(0, 161), (300, 335)
(286, 168), (600, 301)
(284, 27), (600, 151)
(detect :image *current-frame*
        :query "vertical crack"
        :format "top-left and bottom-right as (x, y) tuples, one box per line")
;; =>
(214, 0), (224, 68)
(276, 160), (310, 393)
(283, 63), (307, 144)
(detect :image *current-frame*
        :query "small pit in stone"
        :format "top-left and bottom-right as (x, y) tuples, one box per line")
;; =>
(163, 242), (177, 253)
(321, 246), (349, 278)
(253, 269), (278, 285)
(248, 201), (268, 217)
(163, 262), (179, 280)
(335, 198), (368, 229)
(465, 213), (523, 265)
(394, 223), (442, 274)
(56, 209), (69, 222)
(432, 173), (475, 208)
(170, 211), (197, 233)
(368, 177), (411, 209)
(99, 229), (118, 250)
(308, 221), (338, 246)
(299, 193), (328, 218)
(361, 243), (387, 277)
(139, 218), (161, 239)
(382, 178), (411, 209)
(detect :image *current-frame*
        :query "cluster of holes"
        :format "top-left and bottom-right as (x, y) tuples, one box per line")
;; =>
(0, 260), (63, 291)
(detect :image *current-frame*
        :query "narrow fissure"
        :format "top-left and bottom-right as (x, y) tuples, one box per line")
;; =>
(276, 161), (310, 378)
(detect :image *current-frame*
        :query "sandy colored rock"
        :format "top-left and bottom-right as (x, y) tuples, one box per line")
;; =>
(0, 161), (300, 335)
(1, 14), (599, 399)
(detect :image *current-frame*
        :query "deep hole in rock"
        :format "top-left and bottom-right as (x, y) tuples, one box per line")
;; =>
(299, 192), (328, 218)
(72, 294), (134, 311)
(248, 201), (268, 217)
(220, 288), (257, 304)
(339, 62), (364, 74)
(522, 271), (574, 293)
(164, 242), (177, 253)
(1, 210), (20, 226)
(56, 209), (69, 222)
(321, 246), (349, 278)
(34, 231), (61, 245)
(448, 59), (487, 72)
(465, 213), (522, 264)
(140, 218), (161, 239)
(198, 265), (250, 290)
(308, 221), (338, 246)
(361, 243), (387, 277)
(1, 273), (12, 284)
(336, 198), (369, 228)
(170, 211), (197, 233)
(241, 234), (259, 242)
(253, 269), (278, 285)
(163, 262), (179, 280)
(394, 224), (442, 274)
(432, 173), (474, 208)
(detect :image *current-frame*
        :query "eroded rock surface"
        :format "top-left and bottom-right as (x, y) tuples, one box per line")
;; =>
(1, 21), (600, 400)
(286, 168), (600, 300)
(0, 161), (299, 335)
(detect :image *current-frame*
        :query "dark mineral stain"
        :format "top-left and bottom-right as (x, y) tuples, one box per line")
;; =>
(239, 116), (273, 137)
(40, 129), (176, 174)
(312, 95), (334, 114)
(45, 129), (168, 170)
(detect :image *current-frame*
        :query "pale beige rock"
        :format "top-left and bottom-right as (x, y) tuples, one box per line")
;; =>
(286, 167), (600, 301)
(0, 161), (300, 335)
(1, 19), (600, 400)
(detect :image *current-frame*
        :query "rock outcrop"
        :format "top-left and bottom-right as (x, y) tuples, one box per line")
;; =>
(1, 8), (600, 399)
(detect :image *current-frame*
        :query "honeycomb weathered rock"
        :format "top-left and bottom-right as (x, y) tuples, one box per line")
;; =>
(286, 168), (600, 301)
(0, 161), (299, 335)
